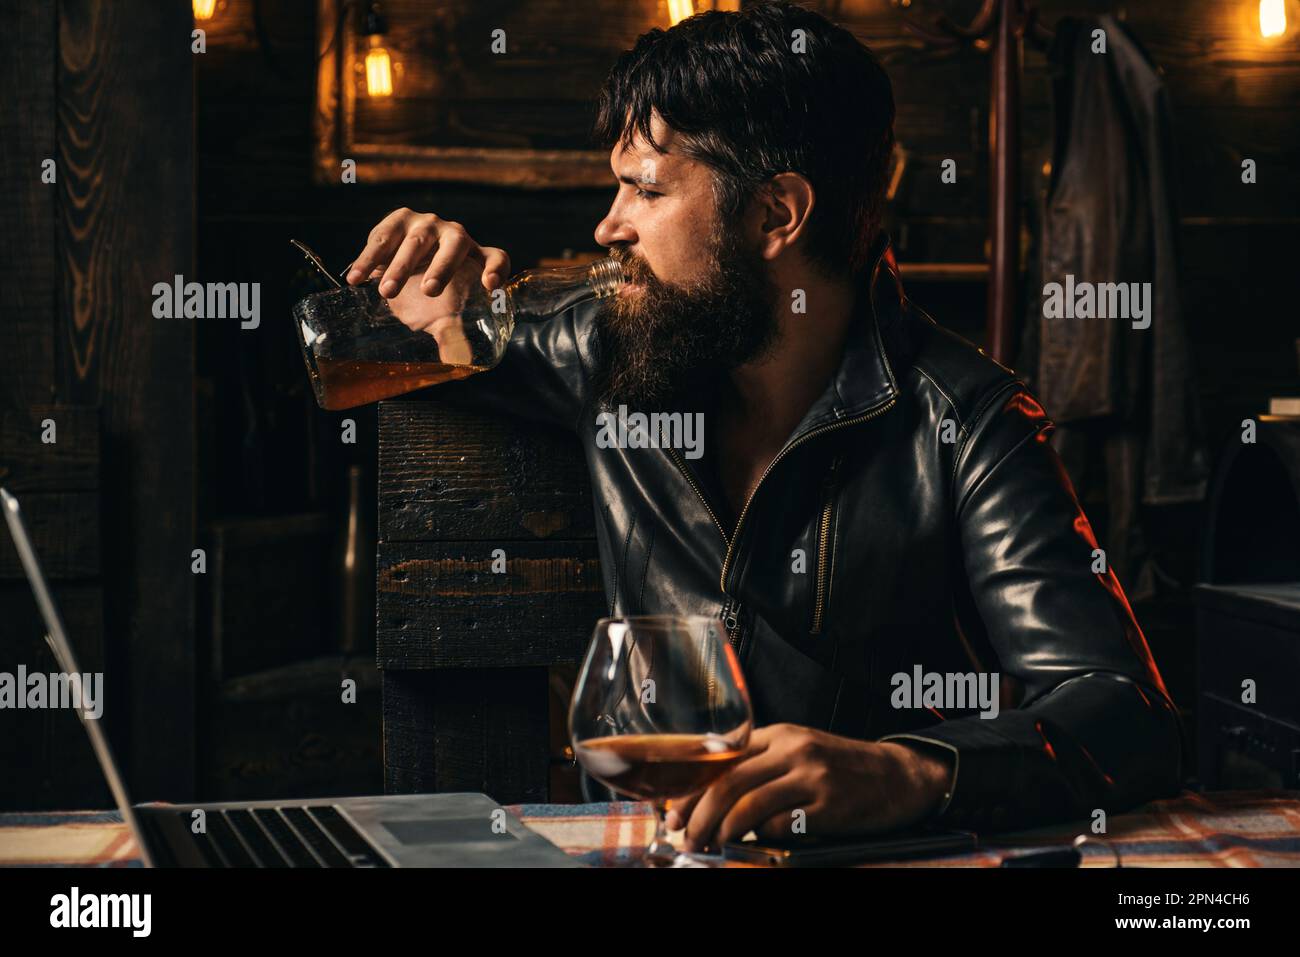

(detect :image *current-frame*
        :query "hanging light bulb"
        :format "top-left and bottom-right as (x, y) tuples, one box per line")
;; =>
(366, 38), (393, 97)
(1260, 0), (1286, 38)
(668, 0), (695, 25)
(363, 2), (393, 97)
(192, 0), (217, 20)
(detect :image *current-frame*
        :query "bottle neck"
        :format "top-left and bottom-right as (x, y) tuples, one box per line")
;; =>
(505, 257), (624, 323)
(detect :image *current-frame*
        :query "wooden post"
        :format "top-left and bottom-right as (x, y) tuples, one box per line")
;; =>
(986, 0), (1021, 365)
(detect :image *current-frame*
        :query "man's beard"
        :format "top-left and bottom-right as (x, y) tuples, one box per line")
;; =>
(589, 224), (780, 414)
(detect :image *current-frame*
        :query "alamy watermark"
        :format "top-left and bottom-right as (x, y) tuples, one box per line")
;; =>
(891, 666), (999, 719)
(595, 405), (704, 460)
(151, 275), (260, 329)
(0, 666), (103, 719)
(50, 887), (150, 937)
(1042, 274), (1151, 330)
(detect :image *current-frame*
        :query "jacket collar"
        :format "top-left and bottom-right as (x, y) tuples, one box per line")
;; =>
(783, 231), (903, 444)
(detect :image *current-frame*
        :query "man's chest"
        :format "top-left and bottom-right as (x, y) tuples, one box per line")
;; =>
(713, 419), (787, 526)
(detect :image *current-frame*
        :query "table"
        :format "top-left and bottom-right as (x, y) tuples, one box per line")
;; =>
(2, 790), (1298, 867)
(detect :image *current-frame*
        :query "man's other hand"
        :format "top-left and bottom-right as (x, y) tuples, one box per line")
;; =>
(664, 724), (953, 852)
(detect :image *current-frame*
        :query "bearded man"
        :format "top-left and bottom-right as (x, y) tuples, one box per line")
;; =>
(344, 1), (1183, 854)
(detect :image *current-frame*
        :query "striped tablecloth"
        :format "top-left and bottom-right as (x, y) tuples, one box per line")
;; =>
(1, 789), (1298, 867)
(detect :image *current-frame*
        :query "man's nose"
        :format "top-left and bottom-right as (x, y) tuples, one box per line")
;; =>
(594, 203), (635, 249)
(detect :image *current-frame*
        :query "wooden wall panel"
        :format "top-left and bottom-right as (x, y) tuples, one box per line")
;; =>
(0, 1), (56, 414)
(200, 655), (382, 801)
(0, 406), (100, 493)
(376, 539), (604, 669)
(0, 586), (110, 810)
(379, 401), (596, 542)
(383, 668), (551, 803)
(0, 494), (100, 581)
(377, 398), (602, 800)
(56, 0), (196, 802)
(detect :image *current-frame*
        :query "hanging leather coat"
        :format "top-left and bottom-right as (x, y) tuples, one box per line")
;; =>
(1017, 14), (1209, 598)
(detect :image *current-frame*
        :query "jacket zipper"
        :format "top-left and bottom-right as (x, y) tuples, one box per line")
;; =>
(663, 434), (743, 653)
(721, 596), (741, 649)
(663, 396), (897, 649)
(810, 454), (842, 635)
(661, 429), (742, 654)
(705, 612), (720, 711)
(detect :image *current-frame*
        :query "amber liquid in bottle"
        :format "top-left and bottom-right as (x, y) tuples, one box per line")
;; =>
(313, 357), (488, 411)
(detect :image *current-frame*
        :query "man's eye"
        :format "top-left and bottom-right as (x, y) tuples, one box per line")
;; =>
(634, 187), (660, 200)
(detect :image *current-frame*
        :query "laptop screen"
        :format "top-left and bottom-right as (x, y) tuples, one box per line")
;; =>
(1, 487), (153, 866)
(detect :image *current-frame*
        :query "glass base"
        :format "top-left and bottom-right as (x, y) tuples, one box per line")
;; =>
(644, 837), (720, 868)
(650, 852), (721, 868)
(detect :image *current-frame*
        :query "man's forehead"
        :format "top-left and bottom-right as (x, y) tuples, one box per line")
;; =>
(611, 114), (688, 173)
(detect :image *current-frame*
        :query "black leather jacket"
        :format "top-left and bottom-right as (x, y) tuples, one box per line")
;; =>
(434, 233), (1185, 832)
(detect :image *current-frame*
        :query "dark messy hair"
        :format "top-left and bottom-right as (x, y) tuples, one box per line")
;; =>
(593, 0), (895, 279)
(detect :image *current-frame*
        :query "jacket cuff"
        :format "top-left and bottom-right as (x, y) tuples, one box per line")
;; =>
(879, 720), (1062, 833)
(878, 733), (959, 822)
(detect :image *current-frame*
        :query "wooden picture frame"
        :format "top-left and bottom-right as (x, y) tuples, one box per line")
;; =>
(313, 0), (737, 189)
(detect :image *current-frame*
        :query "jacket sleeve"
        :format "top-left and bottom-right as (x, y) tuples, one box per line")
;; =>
(408, 300), (596, 431)
(880, 380), (1185, 832)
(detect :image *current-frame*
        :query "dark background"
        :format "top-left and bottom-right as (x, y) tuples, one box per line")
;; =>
(1, 0), (1297, 809)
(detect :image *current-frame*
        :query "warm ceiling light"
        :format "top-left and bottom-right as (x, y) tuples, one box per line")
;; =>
(365, 38), (393, 97)
(1260, 0), (1286, 37)
(192, 0), (217, 20)
(363, 3), (393, 98)
(668, 0), (695, 25)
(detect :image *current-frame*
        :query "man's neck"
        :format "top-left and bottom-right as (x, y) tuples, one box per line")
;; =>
(721, 262), (858, 445)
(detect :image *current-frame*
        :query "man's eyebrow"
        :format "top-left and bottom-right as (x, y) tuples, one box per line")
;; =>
(615, 167), (669, 186)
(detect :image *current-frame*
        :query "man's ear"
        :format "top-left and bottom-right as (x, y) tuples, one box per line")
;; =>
(753, 172), (815, 262)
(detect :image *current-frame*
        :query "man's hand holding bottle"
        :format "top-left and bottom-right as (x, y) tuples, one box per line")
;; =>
(345, 207), (511, 341)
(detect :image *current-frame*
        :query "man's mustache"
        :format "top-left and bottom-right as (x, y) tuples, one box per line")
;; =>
(609, 249), (655, 285)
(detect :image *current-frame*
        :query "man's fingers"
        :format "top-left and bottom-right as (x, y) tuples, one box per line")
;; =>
(667, 729), (775, 831)
(713, 774), (810, 848)
(418, 226), (475, 297)
(682, 743), (785, 852)
(480, 247), (511, 291)
(379, 225), (439, 299)
(348, 207), (413, 285)
(665, 792), (701, 830)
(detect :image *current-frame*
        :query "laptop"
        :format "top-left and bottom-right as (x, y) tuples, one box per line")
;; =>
(1, 487), (582, 868)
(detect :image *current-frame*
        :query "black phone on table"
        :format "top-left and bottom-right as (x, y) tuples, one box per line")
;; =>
(722, 828), (977, 867)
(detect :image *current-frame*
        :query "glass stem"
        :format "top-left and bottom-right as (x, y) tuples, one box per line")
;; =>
(647, 800), (676, 863)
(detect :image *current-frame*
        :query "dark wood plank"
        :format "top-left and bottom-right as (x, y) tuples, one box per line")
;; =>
(0, 3), (102, 813)
(0, 0), (56, 414)
(383, 667), (550, 803)
(0, 405), (100, 493)
(547, 663), (582, 802)
(57, 0), (196, 801)
(379, 401), (596, 542)
(0, 492), (100, 581)
(0, 584), (110, 811)
(376, 539), (604, 669)
(201, 655), (382, 801)
(207, 514), (335, 681)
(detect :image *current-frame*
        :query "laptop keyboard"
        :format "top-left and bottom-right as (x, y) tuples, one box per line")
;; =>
(182, 806), (389, 868)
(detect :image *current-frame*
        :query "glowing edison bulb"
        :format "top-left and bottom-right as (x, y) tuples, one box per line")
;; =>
(192, 0), (217, 20)
(365, 37), (393, 97)
(1260, 0), (1286, 38)
(668, 0), (695, 25)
